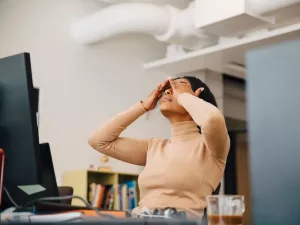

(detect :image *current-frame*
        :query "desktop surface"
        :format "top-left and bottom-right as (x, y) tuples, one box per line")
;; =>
(1, 222), (199, 225)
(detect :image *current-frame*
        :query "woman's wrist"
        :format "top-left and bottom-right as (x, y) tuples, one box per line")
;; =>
(140, 101), (149, 111)
(177, 93), (190, 106)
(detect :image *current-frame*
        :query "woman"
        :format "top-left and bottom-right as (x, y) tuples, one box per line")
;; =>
(88, 76), (230, 220)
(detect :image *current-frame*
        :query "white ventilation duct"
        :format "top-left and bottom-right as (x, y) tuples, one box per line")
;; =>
(70, 0), (300, 50)
(70, 1), (218, 50)
(71, 3), (171, 43)
(247, 0), (300, 14)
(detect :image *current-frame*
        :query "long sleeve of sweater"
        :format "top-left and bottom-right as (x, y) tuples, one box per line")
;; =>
(178, 93), (230, 160)
(88, 102), (149, 166)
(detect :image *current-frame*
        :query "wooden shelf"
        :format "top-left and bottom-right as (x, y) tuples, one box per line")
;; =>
(63, 170), (139, 208)
(143, 22), (300, 79)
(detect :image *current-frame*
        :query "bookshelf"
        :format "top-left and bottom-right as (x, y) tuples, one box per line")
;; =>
(63, 170), (140, 210)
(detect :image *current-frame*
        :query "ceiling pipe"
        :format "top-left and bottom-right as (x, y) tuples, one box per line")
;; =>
(70, 3), (171, 43)
(70, 1), (218, 50)
(70, 0), (300, 50)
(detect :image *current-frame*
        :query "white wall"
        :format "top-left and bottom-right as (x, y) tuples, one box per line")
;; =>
(0, 0), (171, 185)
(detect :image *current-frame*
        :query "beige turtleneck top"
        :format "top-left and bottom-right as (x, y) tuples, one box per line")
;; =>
(88, 93), (230, 219)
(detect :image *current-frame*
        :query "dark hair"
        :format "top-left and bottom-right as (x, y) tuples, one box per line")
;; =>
(178, 76), (218, 108)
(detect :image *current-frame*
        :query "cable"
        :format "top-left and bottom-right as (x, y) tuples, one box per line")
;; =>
(18, 195), (117, 220)
(3, 187), (117, 221)
(3, 187), (20, 208)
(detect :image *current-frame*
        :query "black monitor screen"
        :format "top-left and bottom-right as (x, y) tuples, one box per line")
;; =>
(0, 53), (41, 188)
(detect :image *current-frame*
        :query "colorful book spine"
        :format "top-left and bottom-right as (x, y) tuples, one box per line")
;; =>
(88, 180), (137, 211)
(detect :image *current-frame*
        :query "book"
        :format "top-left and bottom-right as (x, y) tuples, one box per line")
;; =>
(88, 180), (137, 211)
(124, 180), (137, 210)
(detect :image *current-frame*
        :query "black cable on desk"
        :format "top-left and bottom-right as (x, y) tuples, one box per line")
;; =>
(3, 187), (20, 208)
(3, 186), (117, 221)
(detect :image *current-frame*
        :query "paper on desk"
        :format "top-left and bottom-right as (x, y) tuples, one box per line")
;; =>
(0, 209), (33, 223)
(18, 212), (83, 223)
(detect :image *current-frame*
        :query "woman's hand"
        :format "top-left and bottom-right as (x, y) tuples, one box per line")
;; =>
(142, 79), (169, 111)
(169, 77), (204, 98)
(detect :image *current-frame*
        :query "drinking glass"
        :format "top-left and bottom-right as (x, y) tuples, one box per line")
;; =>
(205, 195), (245, 225)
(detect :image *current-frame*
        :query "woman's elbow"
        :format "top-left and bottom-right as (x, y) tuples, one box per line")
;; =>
(88, 134), (98, 150)
(88, 132), (111, 155)
(88, 131), (105, 151)
(210, 111), (226, 126)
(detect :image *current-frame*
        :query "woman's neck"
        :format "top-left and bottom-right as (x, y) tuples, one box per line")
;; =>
(170, 120), (199, 139)
(168, 115), (193, 124)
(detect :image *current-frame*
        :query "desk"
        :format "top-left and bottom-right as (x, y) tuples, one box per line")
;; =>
(1, 207), (128, 223)
(1, 208), (199, 224)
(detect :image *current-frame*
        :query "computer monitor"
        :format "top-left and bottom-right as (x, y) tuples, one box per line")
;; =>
(246, 38), (300, 225)
(39, 143), (59, 201)
(0, 53), (58, 209)
(33, 88), (39, 126)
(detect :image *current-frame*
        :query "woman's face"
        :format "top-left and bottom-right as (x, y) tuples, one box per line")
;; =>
(159, 78), (192, 116)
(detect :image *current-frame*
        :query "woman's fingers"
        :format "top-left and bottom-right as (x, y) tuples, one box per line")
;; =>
(195, 87), (204, 96)
(153, 85), (163, 99)
(157, 79), (170, 93)
(157, 91), (164, 100)
(168, 77), (176, 91)
(162, 79), (169, 88)
(151, 78), (172, 100)
(155, 79), (170, 96)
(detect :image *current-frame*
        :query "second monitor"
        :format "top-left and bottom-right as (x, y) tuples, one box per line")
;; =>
(0, 53), (59, 209)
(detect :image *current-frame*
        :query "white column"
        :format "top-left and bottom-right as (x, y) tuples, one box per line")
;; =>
(179, 69), (225, 194)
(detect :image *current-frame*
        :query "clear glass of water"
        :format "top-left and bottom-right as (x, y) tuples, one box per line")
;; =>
(205, 195), (245, 225)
